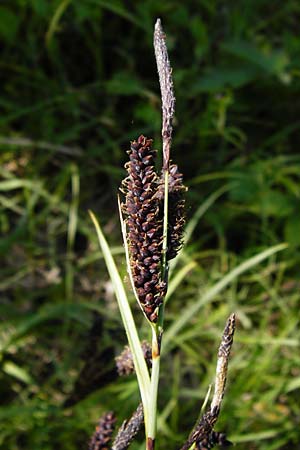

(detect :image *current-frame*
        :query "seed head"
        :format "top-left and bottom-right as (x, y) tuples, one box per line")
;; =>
(121, 135), (165, 322)
(121, 135), (186, 321)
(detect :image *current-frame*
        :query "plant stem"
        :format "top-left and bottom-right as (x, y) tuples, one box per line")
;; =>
(148, 324), (161, 447)
(89, 211), (151, 438)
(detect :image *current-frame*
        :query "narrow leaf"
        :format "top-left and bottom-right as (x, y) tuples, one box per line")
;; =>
(89, 211), (151, 412)
(164, 243), (288, 349)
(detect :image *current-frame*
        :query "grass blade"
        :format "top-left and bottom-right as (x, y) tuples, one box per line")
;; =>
(164, 243), (288, 349)
(89, 211), (151, 424)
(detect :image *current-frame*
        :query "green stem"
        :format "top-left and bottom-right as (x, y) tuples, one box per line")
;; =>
(89, 211), (151, 438)
(148, 324), (161, 442)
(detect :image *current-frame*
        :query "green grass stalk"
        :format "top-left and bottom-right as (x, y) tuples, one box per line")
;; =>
(147, 324), (161, 445)
(89, 210), (151, 439)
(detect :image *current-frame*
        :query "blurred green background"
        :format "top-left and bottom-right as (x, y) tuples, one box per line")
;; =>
(1, 1), (300, 449)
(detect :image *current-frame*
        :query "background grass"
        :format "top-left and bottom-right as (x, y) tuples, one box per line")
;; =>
(1, 1), (300, 449)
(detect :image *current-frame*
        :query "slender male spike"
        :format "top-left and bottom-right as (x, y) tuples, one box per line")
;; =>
(210, 313), (236, 412)
(154, 18), (175, 170)
(88, 411), (116, 450)
(180, 314), (236, 450)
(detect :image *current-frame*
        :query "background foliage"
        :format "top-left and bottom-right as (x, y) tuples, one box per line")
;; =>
(1, 1), (300, 449)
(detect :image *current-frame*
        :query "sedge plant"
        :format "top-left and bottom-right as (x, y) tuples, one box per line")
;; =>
(89, 19), (288, 450)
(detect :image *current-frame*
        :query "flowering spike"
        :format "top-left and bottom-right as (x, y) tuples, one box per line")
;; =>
(180, 314), (236, 450)
(156, 163), (187, 260)
(211, 313), (236, 412)
(121, 135), (166, 322)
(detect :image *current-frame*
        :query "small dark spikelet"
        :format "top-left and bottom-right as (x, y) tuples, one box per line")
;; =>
(195, 430), (232, 449)
(194, 431), (231, 449)
(157, 164), (187, 260)
(121, 135), (165, 322)
(115, 341), (152, 376)
(88, 411), (116, 450)
(210, 431), (232, 447)
(181, 408), (232, 449)
(112, 403), (144, 450)
(180, 410), (217, 450)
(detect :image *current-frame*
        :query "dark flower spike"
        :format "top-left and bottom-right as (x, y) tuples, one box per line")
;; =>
(88, 411), (116, 450)
(180, 314), (236, 450)
(190, 415), (232, 449)
(121, 135), (166, 322)
(156, 164), (187, 260)
(115, 341), (152, 376)
(112, 403), (144, 450)
(180, 410), (218, 450)
(209, 431), (232, 447)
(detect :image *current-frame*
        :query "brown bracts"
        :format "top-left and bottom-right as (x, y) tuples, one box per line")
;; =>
(121, 135), (166, 322)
